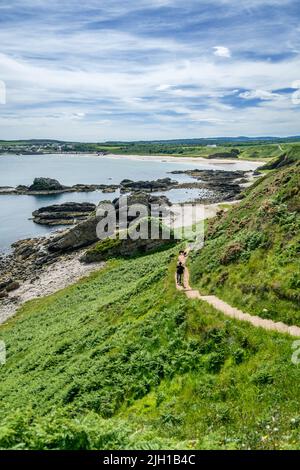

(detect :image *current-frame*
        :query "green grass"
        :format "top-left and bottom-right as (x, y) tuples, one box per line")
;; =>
(1, 243), (300, 449)
(95, 142), (300, 161)
(93, 143), (278, 160)
(190, 149), (300, 326)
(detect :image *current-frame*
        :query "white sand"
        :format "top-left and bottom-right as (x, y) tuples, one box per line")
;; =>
(102, 153), (264, 167)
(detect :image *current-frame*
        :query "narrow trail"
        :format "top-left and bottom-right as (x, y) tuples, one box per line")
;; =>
(175, 253), (300, 338)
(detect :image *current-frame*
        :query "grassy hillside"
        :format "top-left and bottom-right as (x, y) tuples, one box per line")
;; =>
(190, 148), (300, 326)
(95, 142), (297, 160)
(0, 250), (300, 449)
(0, 150), (300, 450)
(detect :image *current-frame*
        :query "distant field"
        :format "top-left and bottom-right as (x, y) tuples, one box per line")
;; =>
(1, 140), (300, 161)
(95, 142), (300, 161)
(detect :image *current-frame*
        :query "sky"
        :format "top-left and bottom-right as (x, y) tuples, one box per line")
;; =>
(0, 0), (300, 141)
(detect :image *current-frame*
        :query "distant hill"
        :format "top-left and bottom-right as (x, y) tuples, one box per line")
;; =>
(1, 136), (300, 146)
(0, 139), (66, 144)
(105, 136), (300, 145)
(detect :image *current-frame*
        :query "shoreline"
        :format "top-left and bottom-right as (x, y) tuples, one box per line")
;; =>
(0, 151), (265, 166)
(0, 248), (105, 325)
(103, 153), (265, 166)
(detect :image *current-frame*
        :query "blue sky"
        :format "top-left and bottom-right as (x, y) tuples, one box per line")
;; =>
(0, 0), (300, 140)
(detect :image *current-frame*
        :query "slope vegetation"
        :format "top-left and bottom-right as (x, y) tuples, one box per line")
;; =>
(190, 149), (300, 326)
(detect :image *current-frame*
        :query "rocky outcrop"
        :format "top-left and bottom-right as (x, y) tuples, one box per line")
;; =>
(81, 235), (175, 263)
(0, 191), (173, 310)
(0, 167), (252, 305)
(5, 281), (20, 292)
(170, 169), (246, 180)
(0, 186), (15, 194)
(47, 216), (101, 253)
(113, 192), (171, 222)
(0, 276), (21, 299)
(101, 186), (119, 193)
(32, 202), (96, 226)
(0, 179), (119, 195)
(71, 184), (119, 193)
(47, 193), (171, 253)
(120, 177), (177, 193)
(29, 177), (66, 192)
(81, 212), (176, 264)
(169, 169), (248, 201)
(0, 171), (245, 202)
(0, 232), (76, 302)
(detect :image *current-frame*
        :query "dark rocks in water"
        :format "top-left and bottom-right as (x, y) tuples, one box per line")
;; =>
(0, 180), (119, 195)
(71, 183), (119, 193)
(169, 169), (245, 180)
(15, 185), (29, 192)
(113, 192), (171, 210)
(0, 186), (15, 194)
(120, 177), (177, 193)
(169, 168), (248, 201)
(32, 202), (96, 226)
(101, 186), (119, 193)
(29, 177), (66, 192)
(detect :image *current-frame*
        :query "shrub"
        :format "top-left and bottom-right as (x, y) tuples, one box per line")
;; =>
(205, 352), (226, 373)
(232, 348), (245, 365)
(220, 242), (243, 265)
(251, 369), (274, 386)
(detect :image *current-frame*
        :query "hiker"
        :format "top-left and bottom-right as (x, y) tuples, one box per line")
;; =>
(178, 250), (187, 265)
(176, 262), (185, 286)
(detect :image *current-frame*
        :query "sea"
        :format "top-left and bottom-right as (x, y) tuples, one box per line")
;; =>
(0, 153), (260, 252)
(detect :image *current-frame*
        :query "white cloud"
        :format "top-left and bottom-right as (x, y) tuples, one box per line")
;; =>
(73, 113), (86, 119)
(0, 80), (6, 104)
(98, 119), (112, 125)
(156, 84), (172, 91)
(213, 46), (231, 58)
(0, 0), (299, 139)
(239, 89), (283, 101)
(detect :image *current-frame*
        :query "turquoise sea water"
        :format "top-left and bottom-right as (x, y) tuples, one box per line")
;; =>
(0, 154), (260, 252)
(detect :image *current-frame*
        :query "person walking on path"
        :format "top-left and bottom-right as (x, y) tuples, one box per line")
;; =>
(176, 261), (185, 286)
(176, 248), (192, 289)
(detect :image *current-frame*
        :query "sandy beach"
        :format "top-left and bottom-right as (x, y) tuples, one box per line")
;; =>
(102, 153), (264, 167)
